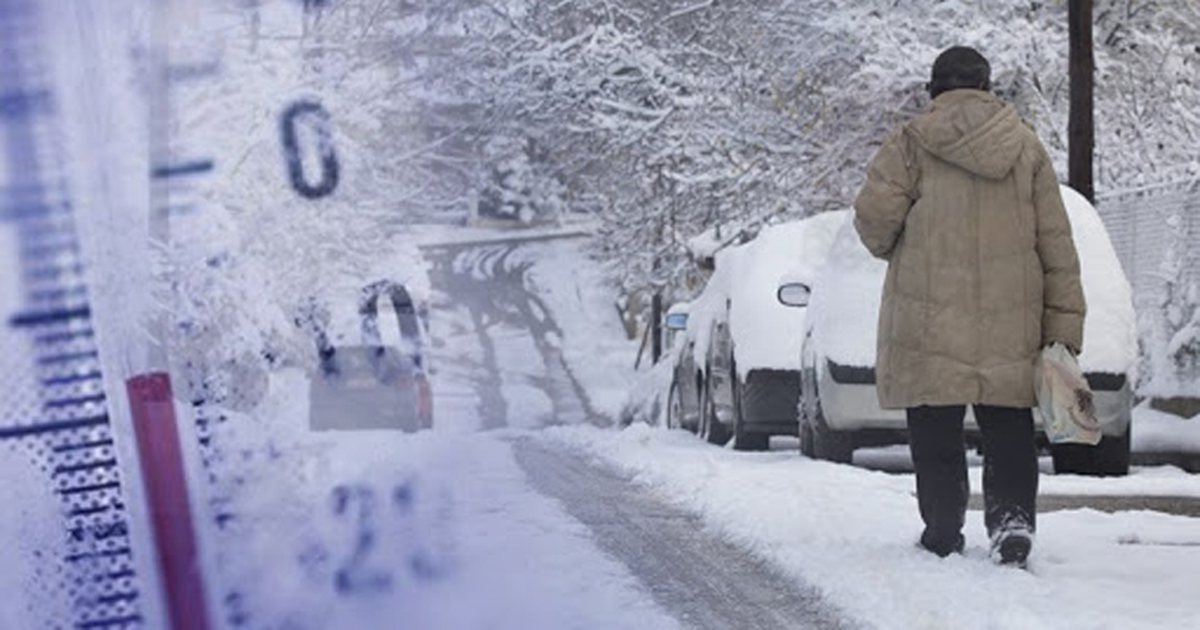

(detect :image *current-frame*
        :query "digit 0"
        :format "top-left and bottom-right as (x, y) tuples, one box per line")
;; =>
(280, 99), (339, 199)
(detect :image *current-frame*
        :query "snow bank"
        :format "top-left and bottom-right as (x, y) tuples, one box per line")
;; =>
(519, 238), (639, 421)
(1132, 401), (1200, 454)
(619, 354), (676, 427)
(809, 186), (1138, 376)
(546, 425), (1200, 630)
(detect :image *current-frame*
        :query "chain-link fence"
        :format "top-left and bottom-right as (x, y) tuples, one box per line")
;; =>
(1096, 179), (1200, 395)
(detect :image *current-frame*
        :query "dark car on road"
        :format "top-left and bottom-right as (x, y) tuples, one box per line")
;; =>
(308, 281), (433, 432)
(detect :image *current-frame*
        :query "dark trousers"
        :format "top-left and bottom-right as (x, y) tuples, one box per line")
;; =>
(906, 405), (1038, 554)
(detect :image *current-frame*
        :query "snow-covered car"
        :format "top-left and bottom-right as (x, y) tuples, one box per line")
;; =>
(308, 281), (433, 431)
(663, 301), (701, 431)
(667, 211), (847, 450)
(781, 186), (1137, 474)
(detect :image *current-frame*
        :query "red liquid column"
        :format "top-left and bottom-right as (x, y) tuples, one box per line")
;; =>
(127, 372), (211, 630)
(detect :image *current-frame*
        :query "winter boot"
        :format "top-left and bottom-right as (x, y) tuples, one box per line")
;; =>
(918, 530), (965, 558)
(990, 527), (1033, 568)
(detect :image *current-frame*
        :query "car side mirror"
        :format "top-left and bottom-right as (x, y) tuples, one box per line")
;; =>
(664, 312), (689, 331)
(777, 283), (811, 307)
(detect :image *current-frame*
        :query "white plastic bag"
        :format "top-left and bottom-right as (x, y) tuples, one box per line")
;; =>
(1035, 342), (1102, 445)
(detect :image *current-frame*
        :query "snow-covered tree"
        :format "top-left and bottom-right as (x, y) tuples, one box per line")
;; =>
(170, 0), (1200, 397)
(1144, 201), (1200, 397)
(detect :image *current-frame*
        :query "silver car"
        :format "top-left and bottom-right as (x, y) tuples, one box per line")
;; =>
(780, 186), (1137, 475)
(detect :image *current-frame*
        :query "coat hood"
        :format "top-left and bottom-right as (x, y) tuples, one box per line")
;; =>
(907, 90), (1024, 180)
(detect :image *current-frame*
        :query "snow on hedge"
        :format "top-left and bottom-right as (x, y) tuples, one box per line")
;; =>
(809, 186), (1137, 376)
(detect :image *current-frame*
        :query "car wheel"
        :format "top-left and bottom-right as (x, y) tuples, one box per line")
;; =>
(805, 390), (854, 464)
(416, 376), (434, 431)
(1051, 427), (1131, 476)
(667, 381), (683, 430)
(688, 387), (702, 434)
(700, 378), (730, 446)
(799, 420), (816, 458)
(732, 371), (769, 451)
(798, 369), (817, 457)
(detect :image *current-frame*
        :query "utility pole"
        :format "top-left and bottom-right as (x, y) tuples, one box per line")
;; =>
(1068, 0), (1095, 201)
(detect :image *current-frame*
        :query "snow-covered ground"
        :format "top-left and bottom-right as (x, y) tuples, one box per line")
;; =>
(1133, 402), (1200, 454)
(200, 370), (676, 629)
(422, 234), (637, 431)
(543, 424), (1200, 630)
(518, 237), (639, 421)
(6, 2), (1199, 629)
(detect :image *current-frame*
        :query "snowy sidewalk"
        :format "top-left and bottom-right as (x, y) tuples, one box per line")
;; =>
(513, 436), (849, 629)
(202, 413), (681, 628)
(544, 425), (1200, 630)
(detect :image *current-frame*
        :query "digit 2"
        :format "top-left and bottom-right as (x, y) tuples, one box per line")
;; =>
(280, 99), (339, 199)
(331, 484), (393, 595)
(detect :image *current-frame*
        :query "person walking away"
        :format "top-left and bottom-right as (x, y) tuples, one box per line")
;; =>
(852, 46), (1086, 567)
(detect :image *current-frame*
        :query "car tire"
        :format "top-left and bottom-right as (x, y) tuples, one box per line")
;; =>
(416, 376), (434, 431)
(732, 371), (769, 451)
(701, 379), (730, 446)
(667, 381), (683, 430)
(1051, 427), (1131, 476)
(798, 369), (817, 458)
(798, 421), (816, 458)
(803, 393), (854, 464)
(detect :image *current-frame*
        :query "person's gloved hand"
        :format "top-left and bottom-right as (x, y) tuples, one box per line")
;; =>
(1043, 341), (1078, 357)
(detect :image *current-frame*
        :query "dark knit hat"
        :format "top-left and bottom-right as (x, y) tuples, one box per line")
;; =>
(928, 46), (991, 98)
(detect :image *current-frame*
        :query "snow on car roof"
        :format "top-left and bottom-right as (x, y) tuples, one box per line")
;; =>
(686, 211), (847, 372)
(727, 211), (848, 372)
(808, 185), (1137, 375)
(1061, 185), (1138, 375)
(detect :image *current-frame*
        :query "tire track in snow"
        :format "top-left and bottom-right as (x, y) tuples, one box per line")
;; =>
(425, 236), (607, 430)
(514, 437), (855, 630)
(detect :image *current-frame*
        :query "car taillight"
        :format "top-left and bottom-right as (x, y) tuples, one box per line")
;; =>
(392, 370), (414, 387)
(417, 377), (433, 418)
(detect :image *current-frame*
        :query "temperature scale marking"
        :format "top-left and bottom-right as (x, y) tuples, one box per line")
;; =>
(1, 1), (147, 627)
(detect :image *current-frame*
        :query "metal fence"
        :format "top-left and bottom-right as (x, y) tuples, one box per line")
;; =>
(1096, 178), (1200, 391)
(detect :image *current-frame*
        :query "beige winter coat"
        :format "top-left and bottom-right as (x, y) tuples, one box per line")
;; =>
(854, 90), (1085, 410)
